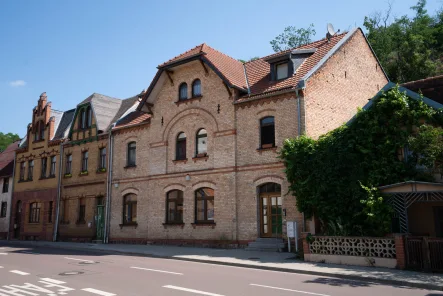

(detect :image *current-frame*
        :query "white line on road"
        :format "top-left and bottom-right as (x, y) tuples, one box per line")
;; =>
(130, 266), (183, 275)
(9, 270), (30, 275)
(0, 253), (7, 255)
(21, 251), (39, 254)
(82, 288), (116, 296)
(250, 284), (331, 296)
(64, 257), (94, 263)
(40, 278), (66, 284)
(163, 285), (225, 296)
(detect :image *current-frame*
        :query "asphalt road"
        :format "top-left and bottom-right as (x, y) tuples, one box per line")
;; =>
(0, 243), (441, 296)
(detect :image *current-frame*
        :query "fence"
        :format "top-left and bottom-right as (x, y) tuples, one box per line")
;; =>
(406, 236), (443, 272)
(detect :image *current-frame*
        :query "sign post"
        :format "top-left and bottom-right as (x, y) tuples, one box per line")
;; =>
(286, 221), (296, 252)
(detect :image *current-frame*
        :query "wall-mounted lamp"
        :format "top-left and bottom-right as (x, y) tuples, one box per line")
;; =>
(185, 174), (191, 181)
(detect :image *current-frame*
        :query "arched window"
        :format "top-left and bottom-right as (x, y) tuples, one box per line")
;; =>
(127, 142), (136, 167)
(192, 79), (201, 97)
(196, 128), (207, 156)
(166, 190), (184, 223)
(179, 83), (188, 101)
(87, 106), (92, 127)
(260, 116), (275, 149)
(195, 187), (214, 223)
(176, 132), (187, 160)
(123, 194), (137, 224)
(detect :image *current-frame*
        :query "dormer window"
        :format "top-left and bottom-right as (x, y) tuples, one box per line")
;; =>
(276, 62), (289, 80)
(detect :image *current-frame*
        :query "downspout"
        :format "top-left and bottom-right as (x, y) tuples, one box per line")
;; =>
(104, 124), (115, 244)
(7, 151), (17, 241)
(53, 142), (64, 242)
(243, 64), (251, 95)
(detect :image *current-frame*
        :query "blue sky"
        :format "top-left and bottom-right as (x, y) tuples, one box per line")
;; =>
(1, 0), (441, 137)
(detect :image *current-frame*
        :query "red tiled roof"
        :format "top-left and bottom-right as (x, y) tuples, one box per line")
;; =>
(0, 141), (20, 177)
(401, 75), (443, 105)
(243, 32), (347, 99)
(159, 43), (247, 90)
(113, 111), (151, 130)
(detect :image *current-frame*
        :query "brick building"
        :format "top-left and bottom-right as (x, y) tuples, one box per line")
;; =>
(58, 93), (139, 242)
(0, 141), (19, 239)
(107, 28), (388, 247)
(11, 93), (74, 241)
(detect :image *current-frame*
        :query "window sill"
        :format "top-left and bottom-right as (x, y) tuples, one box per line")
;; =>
(18, 179), (32, 183)
(124, 165), (137, 169)
(28, 222), (40, 225)
(257, 146), (278, 154)
(39, 176), (48, 180)
(119, 223), (138, 229)
(162, 222), (185, 229)
(64, 174), (72, 178)
(191, 222), (216, 229)
(48, 175), (56, 179)
(79, 171), (89, 177)
(175, 96), (203, 106)
(96, 168), (107, 174)
(192, 155), (209, 162)
(173, 159), (188, 164)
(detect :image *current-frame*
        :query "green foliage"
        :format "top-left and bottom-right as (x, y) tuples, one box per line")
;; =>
(280, 86), (443, 236)
(270, 24), (316, 52)
(0, 132), (20, 152)
(364, 0), (443, 83)
(238, 57), (260, 63)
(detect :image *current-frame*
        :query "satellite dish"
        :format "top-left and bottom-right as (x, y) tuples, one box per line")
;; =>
(326, 23), (336, 41)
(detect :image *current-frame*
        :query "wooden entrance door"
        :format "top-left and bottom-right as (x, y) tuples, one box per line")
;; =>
(260, 194), (283, 238)
(14, 200), (22, 239)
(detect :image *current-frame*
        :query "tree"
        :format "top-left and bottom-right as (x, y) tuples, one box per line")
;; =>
(364, 0), (443, 83)
(0, 132), (20, 152)
(270, 24), (316, 52)
(238, 56), (260, 64)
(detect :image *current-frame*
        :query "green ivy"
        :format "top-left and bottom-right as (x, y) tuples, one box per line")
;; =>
(280, 86), (443, 236)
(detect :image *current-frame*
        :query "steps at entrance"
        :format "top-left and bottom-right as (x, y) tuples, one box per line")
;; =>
(245, 238), (285, 252)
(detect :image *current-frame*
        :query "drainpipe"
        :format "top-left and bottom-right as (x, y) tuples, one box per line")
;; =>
(53, 142), (64, 242)
(104, 125), (115, 244)
(6, 151), (17, 241)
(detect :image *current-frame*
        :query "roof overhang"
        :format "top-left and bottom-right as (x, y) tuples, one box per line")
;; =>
(379, 181), (443, 194)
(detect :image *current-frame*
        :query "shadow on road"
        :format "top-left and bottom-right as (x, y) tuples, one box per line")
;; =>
(304, 277), (372, 288)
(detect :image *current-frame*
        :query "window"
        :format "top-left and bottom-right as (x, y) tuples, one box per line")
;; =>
(41, 158), (47, 178)
(49, 156), (56, 177)
(2, 178), (9, 193)
(123, 194), (137, 224)
(81, 151), (88, 172)
(0, 202), (6, 217)
(39, 122), (45, 140)
(195, 188), (215, 223)
(78, 198), (86, 224)
(65, 155), (72, 174)
(260, 116), (275, 149)
(80, 109), (86, 129)
(192, 79), (201, 97)
(127, 142), (136, 167)
(19, 162), (25, 181)
(48, 201), (53, 223)
(28, 160), (34, 180)
(166, 190), (184, 223)
(99, 147), (107, 169)
(176, 132), (187, 160)
(87, 106), (92, 127)
(196, 129), (207, 156)
(179, 83), (188, 101)
(34, 122), (40, 141)
(276, 62), (289, 80)
(29, 202), (41, 223)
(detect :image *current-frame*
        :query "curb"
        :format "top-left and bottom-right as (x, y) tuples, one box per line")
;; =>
(2, 240), (442, 291)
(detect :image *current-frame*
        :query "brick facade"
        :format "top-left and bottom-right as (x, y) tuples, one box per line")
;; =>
(109, 29), (388, 246)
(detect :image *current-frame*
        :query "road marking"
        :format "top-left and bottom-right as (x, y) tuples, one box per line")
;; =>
(82, 288), (116, 296)
(9, 270), (30, 275)
(21, 251), (39, 254)
(250, 284), (331, 296)
(130, 266), (183, 275)
(40, 278), (66, 284)
(163, 285), (225, 296)
(64, 257), (94, 263)
(0, 266), (3, 268)
(0, 253), (7, 255)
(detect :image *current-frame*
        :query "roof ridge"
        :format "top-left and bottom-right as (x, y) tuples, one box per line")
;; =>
(248, 31), (349, 63)
(159, 43), (206, 67)
(203, 44), (244, 66)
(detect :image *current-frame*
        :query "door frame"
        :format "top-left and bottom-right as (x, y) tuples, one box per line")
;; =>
(259, 192), (282, 238)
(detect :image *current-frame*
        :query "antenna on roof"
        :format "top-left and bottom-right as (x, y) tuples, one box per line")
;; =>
(326, 23), (336, 42)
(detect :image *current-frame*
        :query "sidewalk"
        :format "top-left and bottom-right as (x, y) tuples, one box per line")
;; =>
(2, 240), (442, 291)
